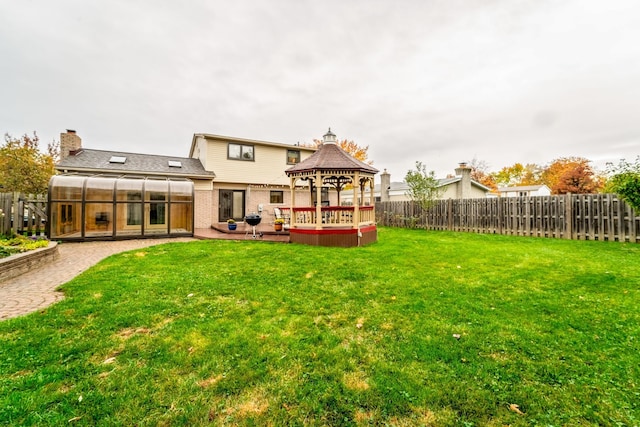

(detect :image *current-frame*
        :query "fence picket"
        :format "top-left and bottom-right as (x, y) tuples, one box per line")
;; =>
(0, 192), (48, 236)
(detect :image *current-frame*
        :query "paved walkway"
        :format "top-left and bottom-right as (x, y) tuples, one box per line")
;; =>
(0, 228), (289, 321)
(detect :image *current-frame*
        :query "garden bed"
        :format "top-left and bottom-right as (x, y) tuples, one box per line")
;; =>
(0, 241), (58, 283)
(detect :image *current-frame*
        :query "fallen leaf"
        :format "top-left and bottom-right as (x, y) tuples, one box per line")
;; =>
(509, 403), (525, 415)
(68, 416), (82, 422)
(102, 357), (116, 364)
(452, 334), (461, 340)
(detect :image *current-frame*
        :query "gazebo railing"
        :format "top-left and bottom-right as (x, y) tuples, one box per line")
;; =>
(292, 206), (374, 227)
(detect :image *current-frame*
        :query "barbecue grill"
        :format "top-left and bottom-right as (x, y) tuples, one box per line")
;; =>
(245, 213), (262, 239)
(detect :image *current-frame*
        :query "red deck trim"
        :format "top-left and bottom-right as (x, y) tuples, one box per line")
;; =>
(289, 225), (376, 235)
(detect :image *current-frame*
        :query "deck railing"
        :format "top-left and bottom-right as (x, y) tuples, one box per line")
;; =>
(291, 206), (374, 228)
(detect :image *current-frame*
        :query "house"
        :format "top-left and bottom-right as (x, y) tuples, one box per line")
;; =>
(341, 163), (492, 204)
(498, 184), (551, 197)
(51, 130), (318, 240)
(188, 133), (317, 228)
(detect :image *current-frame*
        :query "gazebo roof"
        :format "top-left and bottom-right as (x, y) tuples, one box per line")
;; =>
(285, 129), (378, 176)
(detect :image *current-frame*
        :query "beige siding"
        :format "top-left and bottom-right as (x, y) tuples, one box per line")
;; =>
(192, 136), (209, 169)
(468, 185), (489, 198)
(205, 140), (313, 185)
(192, 178), (213, 191)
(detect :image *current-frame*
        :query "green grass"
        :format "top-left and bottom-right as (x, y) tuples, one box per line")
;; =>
(1, 228), (639, 426)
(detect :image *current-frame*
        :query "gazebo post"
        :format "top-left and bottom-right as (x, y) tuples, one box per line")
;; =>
(353, 171), (360, 229)
(315, 171), (322, 229)
(290, 176), (295, 227)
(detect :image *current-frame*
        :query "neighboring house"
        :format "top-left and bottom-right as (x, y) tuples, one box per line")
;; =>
(52, 130), (319, 240)
(498, 184), (551, 197)
(342, 163), (492, 204)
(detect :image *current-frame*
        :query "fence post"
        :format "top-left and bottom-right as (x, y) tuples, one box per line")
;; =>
(629, 202), (637, 243)
(564, 193), (573, 239)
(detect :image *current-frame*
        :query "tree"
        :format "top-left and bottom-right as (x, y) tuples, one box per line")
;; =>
(0, 132), (57, 194)
(605, 157), (640, 210)
(467, 158), (497, 191)
(491, 163), (542, 187)
(309, 138), (373, 165)
(404, 161), (442, 209)
(541, 157), (604, 194)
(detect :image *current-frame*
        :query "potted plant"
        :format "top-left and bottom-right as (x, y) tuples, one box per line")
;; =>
(227, 218), (237, 231)
(274, 218), (285, 231)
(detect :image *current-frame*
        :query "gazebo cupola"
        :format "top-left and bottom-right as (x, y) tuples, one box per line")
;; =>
(285, 128), (379, 247)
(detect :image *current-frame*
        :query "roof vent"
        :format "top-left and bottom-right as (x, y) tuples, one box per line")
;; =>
(168, 160), (182, 168)
(109, 156), (127, 164)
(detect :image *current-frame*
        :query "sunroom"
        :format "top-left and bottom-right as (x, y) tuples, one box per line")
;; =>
(48, 175), (194, 241)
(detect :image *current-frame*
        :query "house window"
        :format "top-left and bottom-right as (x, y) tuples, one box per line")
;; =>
(270, 191), (284, 204)
(228, 143), (254, 161)
(286, 150), (300, 164)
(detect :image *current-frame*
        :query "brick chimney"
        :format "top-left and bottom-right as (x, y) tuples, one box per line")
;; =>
(455, 162), (472, 199)
(60, 129), (82, 160)
(380, 169), (391, 202)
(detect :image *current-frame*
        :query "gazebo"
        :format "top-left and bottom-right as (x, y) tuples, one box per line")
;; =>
(285, 129), (378, 247)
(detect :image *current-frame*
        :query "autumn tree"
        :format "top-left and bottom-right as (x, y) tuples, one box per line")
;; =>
(405, 161), (442, 209)
(491, 163), (542, 187)
(308, 138), (373, 165)
(541, 157), (604, 194)
(605, 156), (640, 210)
(0, 132), (57, 194)
(467, 158), (497, 191)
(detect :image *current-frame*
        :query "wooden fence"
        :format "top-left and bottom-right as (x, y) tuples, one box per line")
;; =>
(376, 194), (639, 243)
(0, 193), (48, 236)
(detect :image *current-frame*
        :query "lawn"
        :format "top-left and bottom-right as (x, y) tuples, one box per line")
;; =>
(0, 228), (638, 426)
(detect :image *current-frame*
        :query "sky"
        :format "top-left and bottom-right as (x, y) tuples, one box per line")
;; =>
(2, 0), (639, 180)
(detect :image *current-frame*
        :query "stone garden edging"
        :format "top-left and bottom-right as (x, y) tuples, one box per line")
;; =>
(0, 241), (59, 284)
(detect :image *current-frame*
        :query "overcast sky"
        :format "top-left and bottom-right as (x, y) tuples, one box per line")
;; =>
(2, 0), (639, 179)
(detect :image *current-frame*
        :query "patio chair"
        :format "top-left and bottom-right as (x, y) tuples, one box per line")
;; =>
(273, 207), (290, 229)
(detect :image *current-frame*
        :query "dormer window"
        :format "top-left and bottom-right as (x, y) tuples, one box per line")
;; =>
(168, 160), (182, 168)
(109, 156), (126, 164)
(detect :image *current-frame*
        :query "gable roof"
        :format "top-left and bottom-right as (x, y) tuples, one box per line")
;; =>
(285, 142), (378, 175)
(56, 149), (215, 179)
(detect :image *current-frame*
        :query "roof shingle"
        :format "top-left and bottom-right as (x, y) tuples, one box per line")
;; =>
(56, 149), (215, 179)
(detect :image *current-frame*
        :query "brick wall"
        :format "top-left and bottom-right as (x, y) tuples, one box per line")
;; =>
(194, 190), (212, 229)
